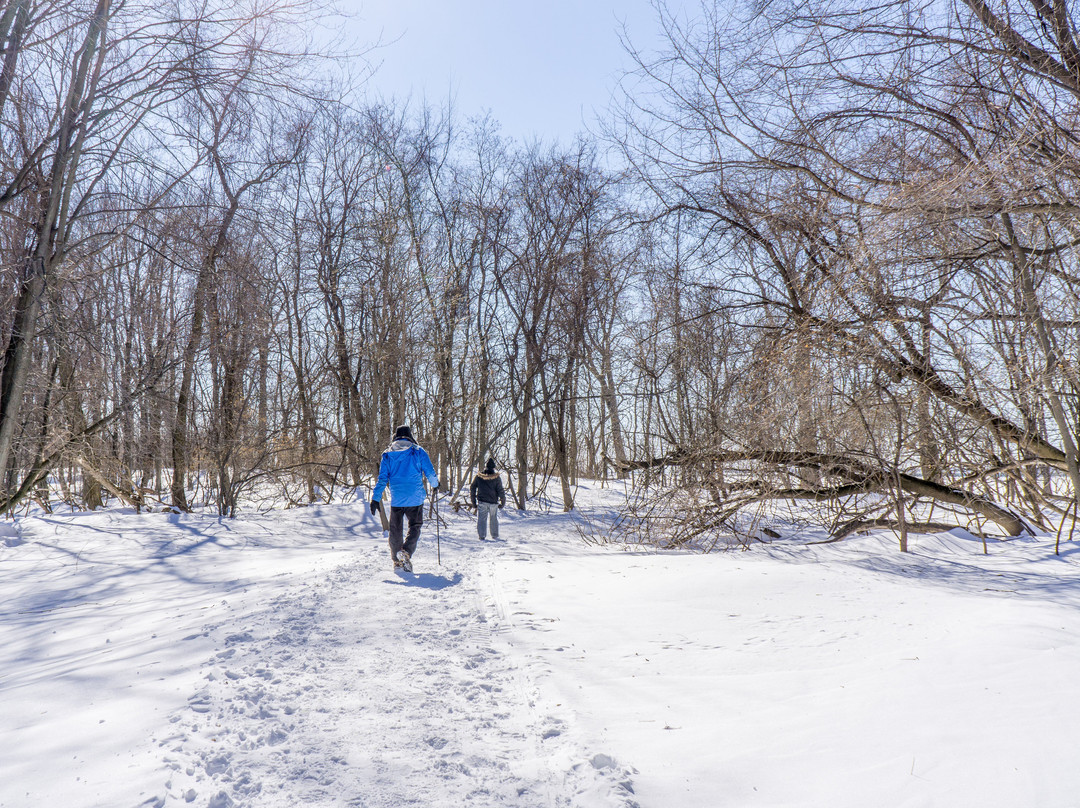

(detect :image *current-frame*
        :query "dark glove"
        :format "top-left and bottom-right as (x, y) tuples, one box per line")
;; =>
(370, 499), (379, 515)
(498, 502), (505, 510)
(431, 485), (439, 494)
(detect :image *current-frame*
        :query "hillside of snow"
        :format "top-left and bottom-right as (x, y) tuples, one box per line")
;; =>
(2, 483), (1080, 807)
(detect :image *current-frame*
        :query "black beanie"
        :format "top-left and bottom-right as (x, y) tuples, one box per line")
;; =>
(484, 457), (496, 474)
(394, 425), (414, 441)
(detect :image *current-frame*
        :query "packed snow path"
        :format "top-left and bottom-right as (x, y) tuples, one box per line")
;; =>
(4, 485), (1080, 807)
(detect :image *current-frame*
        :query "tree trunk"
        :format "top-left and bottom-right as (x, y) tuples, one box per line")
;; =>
(0, 0), (110, 494)
(515, 374), (532, 510)
(170, 262), (210, 510)
(0, 0), (29, 121)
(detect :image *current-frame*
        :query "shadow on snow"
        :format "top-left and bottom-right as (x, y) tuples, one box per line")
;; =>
(386, 571), (464, 590)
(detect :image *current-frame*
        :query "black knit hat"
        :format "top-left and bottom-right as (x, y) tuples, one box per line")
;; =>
(394, 425), (414, 441)
(484, 457), (496, 474)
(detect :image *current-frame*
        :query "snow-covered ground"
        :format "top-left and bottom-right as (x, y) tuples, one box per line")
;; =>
(3, 483), (1080, 807)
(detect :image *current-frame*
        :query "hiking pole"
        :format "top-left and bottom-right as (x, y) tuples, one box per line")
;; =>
(435, 492), (441, 566)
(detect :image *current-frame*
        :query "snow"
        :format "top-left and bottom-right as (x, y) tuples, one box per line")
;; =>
(2, 484), (1080, 807)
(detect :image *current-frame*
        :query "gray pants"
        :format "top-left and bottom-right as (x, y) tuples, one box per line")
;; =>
(477, 501), (500, 540)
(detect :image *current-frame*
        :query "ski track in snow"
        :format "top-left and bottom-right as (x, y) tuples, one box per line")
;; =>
(149, 514), (636, 808)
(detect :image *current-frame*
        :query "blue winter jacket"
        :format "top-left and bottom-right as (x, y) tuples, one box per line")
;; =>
(372, 438), (439, 508)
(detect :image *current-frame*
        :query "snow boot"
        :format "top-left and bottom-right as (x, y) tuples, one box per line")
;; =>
(396, 549), (413, 573)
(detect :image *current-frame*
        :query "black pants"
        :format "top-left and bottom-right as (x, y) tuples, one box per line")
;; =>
(388, 505), (423, 559)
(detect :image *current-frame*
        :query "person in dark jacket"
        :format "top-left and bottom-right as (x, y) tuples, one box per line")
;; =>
(371, 425), (439, 571)
(469, 457), (506, 541)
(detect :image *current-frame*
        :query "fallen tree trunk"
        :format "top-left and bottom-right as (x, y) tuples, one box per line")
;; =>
(821, 520), (963, 543)
(72, 455), (143, 510)
(616, 448), (1027, 538)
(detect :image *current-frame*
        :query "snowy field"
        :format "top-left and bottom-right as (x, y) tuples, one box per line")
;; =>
(2, 483), (1080, 807)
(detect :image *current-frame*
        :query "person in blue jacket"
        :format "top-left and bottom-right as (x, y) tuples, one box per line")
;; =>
(370, 425), (439, 571)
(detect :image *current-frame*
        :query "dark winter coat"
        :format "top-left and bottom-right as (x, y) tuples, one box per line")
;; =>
(470, 472), (505, 507)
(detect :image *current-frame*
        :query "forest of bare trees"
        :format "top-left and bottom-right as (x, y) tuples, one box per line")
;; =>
(2, 0), (1079, 552)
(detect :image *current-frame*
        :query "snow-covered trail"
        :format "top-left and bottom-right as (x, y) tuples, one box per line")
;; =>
(156, 533), (626, 807)
(0, 500), (631, 808)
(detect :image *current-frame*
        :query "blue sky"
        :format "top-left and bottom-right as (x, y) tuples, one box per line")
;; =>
(348, 0), (685, 144)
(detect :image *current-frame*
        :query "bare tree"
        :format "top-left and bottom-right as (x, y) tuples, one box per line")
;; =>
(607, 0), (1080, 546)
(168, 14), (313, 511)
(0, 0), (326, 513)
(0, 0), (113, 501)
